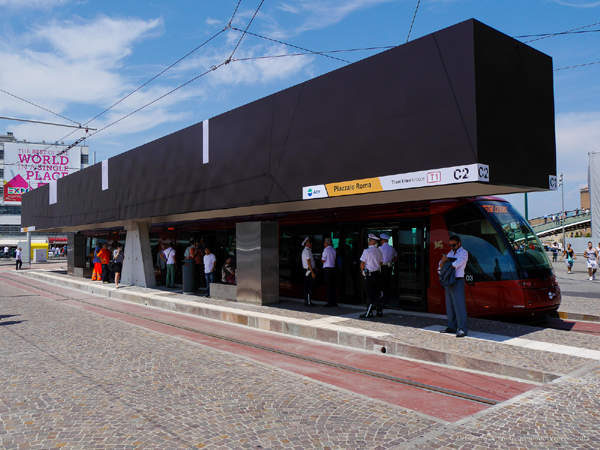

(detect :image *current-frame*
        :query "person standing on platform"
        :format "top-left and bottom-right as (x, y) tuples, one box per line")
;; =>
(97, 243), (112, 284)
(438, 235), (469, 337)
(302, 237), (318, 307)
(113, 245), (124, 288)
(4, 245), (9, 260)
(92, 243), (102, 281)
(379, 233), (398, 308)
(161, 243), (177, 288)
(321, 238), (338, 307)
(15, 247), (22, 270)
(359, 234), (383, 319)
(583, 241), (599, 281)
(190, 242), (203, 289)
(203, 246), (217, 298)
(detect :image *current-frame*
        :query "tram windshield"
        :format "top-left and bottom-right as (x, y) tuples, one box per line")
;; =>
(444, 200), (553, 281)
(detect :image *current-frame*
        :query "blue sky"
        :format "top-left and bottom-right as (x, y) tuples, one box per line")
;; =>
(1, 0), (599, 218)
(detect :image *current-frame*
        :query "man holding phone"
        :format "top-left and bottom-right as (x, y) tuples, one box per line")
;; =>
(439, 235), (469, 337)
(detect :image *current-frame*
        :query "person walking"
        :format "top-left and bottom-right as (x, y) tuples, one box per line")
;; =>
(4, 245), (9, 260)
(321, 238), (338, 307)
(302, 237), (318, 307)
(113, 245), (124, 288)
(551, 243), (558, 262)
(438, 235), (469, 338)
(583, 242), (598, 281)
(15, 247), (22, 270)
(97, 243), (112, 284)
(203, 246), (217, 298)
(379, 233), (398, 308)
(161, 243), (177, 288)
(359, 234), (383, 319)
(560, 244), (576, 274)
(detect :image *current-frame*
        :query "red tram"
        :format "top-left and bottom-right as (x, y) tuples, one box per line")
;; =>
(84, 196), (560, 319)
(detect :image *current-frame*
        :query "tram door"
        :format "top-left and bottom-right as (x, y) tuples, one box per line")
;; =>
(396, 219), (428, 310)
(339, 223), (361, 304)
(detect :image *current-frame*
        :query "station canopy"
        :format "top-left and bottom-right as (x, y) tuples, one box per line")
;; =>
(22, 18), (557, 233)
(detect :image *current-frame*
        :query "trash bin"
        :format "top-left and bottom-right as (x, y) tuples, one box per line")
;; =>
(182, 258), (197, 294)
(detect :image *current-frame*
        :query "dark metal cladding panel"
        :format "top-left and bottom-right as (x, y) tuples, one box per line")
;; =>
(21, 19), (555, 231)
(473, 20), (556, 189)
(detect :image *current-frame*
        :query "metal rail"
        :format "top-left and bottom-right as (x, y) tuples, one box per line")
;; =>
(3, 274), (500, 406)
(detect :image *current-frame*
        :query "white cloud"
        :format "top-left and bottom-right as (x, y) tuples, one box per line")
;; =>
(0, 0), (70, 8)
(205, 17), (222, 27)
(556, 111), (600, 184)
(551, 0), (600, 7)
(271, 0), (396, 37)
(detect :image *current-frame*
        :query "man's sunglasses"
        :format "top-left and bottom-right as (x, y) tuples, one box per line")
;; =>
(449, 243), (458, 248)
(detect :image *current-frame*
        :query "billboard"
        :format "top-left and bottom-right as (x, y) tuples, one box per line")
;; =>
(3, 142), (82, 205)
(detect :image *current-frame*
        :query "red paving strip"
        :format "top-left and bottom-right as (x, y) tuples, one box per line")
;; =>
(1, 273), (538, 422)
(545, 318), (600, 335)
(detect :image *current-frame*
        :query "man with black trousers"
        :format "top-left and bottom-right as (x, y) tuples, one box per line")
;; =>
(359, 234), (383, 319)
(302, 237), (317, 307)
(321, 238), (338, 307)
(379, 233), (398, 307)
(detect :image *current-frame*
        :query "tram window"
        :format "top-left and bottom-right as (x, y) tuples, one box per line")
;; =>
(475, 201), (553, 278)
(444, 203), (519, 282)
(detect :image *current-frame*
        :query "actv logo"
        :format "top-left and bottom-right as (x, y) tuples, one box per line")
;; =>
(307, 188), (321, 197)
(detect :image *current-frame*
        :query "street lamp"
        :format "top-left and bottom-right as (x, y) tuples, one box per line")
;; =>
(559, 173), (565, 248)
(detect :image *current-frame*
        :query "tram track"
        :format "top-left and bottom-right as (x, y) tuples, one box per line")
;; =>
(2, 273), (504, 407)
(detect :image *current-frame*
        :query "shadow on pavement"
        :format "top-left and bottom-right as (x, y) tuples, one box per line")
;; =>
(0, 320), (26, 327)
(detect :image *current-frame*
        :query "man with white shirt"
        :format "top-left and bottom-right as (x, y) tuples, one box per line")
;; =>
(359, 234), (383, 319)
(302, 237), (318, 307)
(583, 241), (599, 281)
(379, 233), (398, 308)
(15, 247), (22, 270)
(438, 235), (469, 337)
(3, 246), (9, 260)
(321, 238), (338, 307)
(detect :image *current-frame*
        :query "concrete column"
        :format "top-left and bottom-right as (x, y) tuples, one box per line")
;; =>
(236, 221), (279, 305)
(122, 220), (156, 288)
(67, 233), (87, 277)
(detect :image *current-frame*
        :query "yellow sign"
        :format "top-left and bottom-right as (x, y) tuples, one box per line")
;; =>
(326, 177), (383, 197)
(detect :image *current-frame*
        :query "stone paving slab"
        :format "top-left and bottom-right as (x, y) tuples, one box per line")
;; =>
(12, 269), (600, 383)
(397, 361), (600, 449)
(0, 281), (441, 450)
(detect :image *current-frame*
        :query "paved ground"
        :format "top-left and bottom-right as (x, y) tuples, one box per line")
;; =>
(2, 265), (600, 448)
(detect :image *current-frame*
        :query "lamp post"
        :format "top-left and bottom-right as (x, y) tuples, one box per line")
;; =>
(559, 173), (566, 248)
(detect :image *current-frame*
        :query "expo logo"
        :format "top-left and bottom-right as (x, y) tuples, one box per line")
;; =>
(427, 171), (441, 183)
(7, 187), (29, 195)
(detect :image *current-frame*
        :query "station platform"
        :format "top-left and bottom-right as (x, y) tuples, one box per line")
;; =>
(6, 264), (600, 387)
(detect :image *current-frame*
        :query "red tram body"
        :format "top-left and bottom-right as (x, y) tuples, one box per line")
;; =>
(84, 196), (560, 319)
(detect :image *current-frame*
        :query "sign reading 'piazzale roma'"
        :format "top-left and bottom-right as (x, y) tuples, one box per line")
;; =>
(302, 164), (490, 200)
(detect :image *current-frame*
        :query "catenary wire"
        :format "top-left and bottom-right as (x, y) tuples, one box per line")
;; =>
(227, 0), (265, 62)
(228, 0), (243, 26)
(82, 29), (227, 128)
(406, 0), (421, 43)
(0, 88), (81, 126)
(229, 27), (351, 64)
(520, 21), (600, 43)
(555, 60), (600, 71)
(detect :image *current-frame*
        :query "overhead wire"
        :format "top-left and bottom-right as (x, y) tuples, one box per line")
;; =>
(520, 21), (600, 43)
(229, 27), (351, 64)
(406, 0), (421, 43)
(227, 0), (265, 63)
(0, 88), (81, 126)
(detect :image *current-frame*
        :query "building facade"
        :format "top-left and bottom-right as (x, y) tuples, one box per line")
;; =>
(0, 132), (89, 247)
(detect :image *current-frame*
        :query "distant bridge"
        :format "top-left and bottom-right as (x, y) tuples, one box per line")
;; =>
(530, 212), (591, 238)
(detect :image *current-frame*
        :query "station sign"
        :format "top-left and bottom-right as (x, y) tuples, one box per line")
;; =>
(303, 164), (490, 200)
